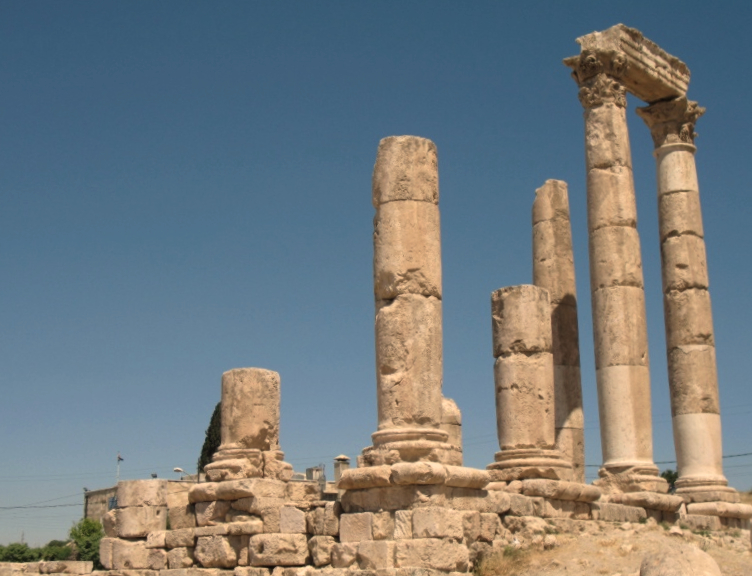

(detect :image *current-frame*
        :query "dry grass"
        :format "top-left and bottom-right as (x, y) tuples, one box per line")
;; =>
(475, 547), (533, 576)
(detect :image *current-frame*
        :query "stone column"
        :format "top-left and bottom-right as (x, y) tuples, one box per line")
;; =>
(487, 285), (572, 482)
(366, 135), (459, 465)
(204, 368), (292, 482)
(532, 179), (585, 483)
(637, 97), (736, 500)
(566, 50), (665, 492)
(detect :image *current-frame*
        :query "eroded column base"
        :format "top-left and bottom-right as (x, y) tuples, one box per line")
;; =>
(204, 448), (293, 482)
(593, 463), (668, 494)
(366, 427), (461, 466)
(486, 448), (573, 482)
(339, 461), (489, 491)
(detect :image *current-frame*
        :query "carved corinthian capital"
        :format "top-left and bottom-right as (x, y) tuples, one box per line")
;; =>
(564, 50), (628, 109)
(636, 97), (706, 148)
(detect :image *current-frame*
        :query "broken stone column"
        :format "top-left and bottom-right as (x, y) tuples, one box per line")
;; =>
(364, 135), (459, 466)
(532, 179), (585, 483)
(204, 368), (292, 482)
(487, 285), (572, 482)
(565, 46), (665, 493)
(637, 97), (735, 501)
(441, 397), (462, 455)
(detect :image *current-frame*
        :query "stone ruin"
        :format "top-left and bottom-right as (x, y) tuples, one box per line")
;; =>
(4, 23), (750, 576)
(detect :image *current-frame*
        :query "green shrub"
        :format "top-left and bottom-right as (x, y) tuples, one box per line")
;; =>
(69, 518), (104, 568)
(0, 542), (41, 562)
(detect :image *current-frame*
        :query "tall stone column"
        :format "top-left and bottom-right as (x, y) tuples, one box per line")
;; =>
(204, 368), (293, 482)
(365, 135), (459, 465)
(487, 285), (572, 482)
(532, 180), (585, 483)
(566, 50), (666, 492)
(637, 98), (735, 500)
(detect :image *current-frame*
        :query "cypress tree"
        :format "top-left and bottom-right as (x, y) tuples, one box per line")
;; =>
(197, 402), (222, 475)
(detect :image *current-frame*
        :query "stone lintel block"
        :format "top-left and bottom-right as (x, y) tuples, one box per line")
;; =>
(668, 345), (720, 415)
(195, 501), (231, 527)
(338, 466), (393, 490)
(373, 200), (441, 300)
(506, 494), (536, 517)
(375, 294), (443, 430)
(393, 539), (469, 572)
(592, 286), (649, 368)
(659, 190), (704, 242)
(595, 365), (655, 463)
(679, 490), (740, 504)
(661, 234), (708, 292)
(494, 354), (555, 449)
(357, 541), (395, 570)
(605, 492), (684, 512)
(502, 515), (550, 535)
(391, 462), (447, 486)
(551, 303), (581, 368)
(686, 502), (752, 519)
(411, 507), (464, 540)
(279, 507), (306, 534)
(112, 539), (150, 570)
(234, 569), (270, 576)
(532, 179), (570, 225)
(664, 288), (714, 349)
(189, 479), (286, 504)
(491, 285), (551, 357)
(194, 536), (241, 569)
(586, 166), (637, 231)
(117, 506), (168, 538)
(583, 104), (632, 172)
(248, 534), (308, 567)
(573, 24), (690, 102)
(372, 136), (438, 207)
(533, 498), (591, 519)
(443, 466), (490, 489)
(589, 226), (645, 292)
(117, 480), (168, 508)
(226, 519), (264, 536)
(520, 479), (601, 502)
(330, 543), (358, 568)
(656, 145), (699, 194)
(166, 529), (197, 549)
(195, 526), (230, 537)
(220, 368), (280, 452)
(590, 502), (646, 523)
(307, 536), (335, 568)
(339, 512), (374, 542)
(553, 366), (584, 429)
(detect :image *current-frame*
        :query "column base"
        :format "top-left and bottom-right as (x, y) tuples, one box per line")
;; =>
(486, 448), (573, 482)
(675, 476), (739, 503)
(594, 462), (668, 494)
(366, 427), (461, 466)
(204, 447), (292, 482)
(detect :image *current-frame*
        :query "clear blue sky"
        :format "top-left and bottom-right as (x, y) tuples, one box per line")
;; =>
(1, 2), (750, 545)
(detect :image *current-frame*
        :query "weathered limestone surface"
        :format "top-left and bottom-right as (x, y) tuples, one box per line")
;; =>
(566, 44), (664, 492)
(369, 136), (452, 464)
(637, 96), (733, 499)
(204, 369), (292, 483)
(487, 285), (572, 482)
(532, 180), (584, 482)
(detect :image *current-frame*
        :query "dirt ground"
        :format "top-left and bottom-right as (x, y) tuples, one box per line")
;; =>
(477, 517), (752, 576)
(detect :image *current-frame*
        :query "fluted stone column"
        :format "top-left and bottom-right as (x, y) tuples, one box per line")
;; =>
(365, 136), (459, 465)
(566, 50), (666, 492)
(637, 98), (736, 501)
(533, 180), (585, 483)
(204, 368), (293, 482)
(487, 285), (572, 482)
